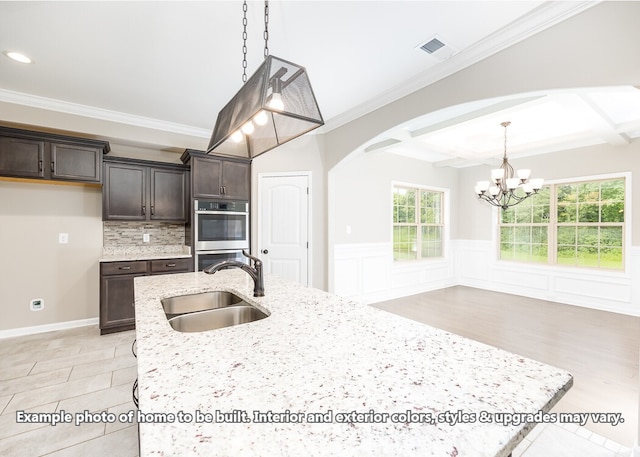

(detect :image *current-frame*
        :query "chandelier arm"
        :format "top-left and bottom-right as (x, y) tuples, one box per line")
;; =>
(478, 194), (502, 208)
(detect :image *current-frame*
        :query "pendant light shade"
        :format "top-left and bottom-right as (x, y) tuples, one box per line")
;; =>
(208, 55), (324, 159)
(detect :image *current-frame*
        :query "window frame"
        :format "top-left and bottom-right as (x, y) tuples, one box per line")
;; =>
(496, 172), (631, 273)
(392, 182), (449, 262)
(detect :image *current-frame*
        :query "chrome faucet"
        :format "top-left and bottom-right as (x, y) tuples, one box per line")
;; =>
(203, 250), (265, 297)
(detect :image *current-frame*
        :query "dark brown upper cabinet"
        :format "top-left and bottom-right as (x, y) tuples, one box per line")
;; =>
(0, 126), (109, 183)
(103, 157), (188, 222)
(181, 150), (250, 201)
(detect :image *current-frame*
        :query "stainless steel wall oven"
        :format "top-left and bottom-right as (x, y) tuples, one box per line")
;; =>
(194, 199), (249, 270)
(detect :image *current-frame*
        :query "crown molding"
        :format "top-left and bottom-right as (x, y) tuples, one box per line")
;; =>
(321, 1), (600, 133)
(0, 88), (211, 139)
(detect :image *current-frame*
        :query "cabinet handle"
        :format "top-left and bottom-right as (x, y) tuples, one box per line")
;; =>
(119, 266), (132, 270)
(151, 206), (155, 216)
(142, 206), (146, 216)
(50, 161), (55, 173)
(38, 160), (43, 172)
(166, 263), (176, 267)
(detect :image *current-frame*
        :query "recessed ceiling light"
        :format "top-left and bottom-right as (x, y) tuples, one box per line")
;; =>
(3, 51), (32, 64)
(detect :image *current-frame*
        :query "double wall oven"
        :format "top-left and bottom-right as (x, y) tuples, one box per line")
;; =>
(194, 199), (249, 271)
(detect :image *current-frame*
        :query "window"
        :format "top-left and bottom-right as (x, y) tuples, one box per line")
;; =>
(393, 186), (444, 261)
(499, 187), (550, 263)
(499, 177), (626, 270)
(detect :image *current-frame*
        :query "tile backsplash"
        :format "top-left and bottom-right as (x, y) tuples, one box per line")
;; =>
(103, 221), (186, 246)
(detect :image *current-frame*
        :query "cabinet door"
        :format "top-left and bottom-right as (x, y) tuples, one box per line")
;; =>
(0, 136), (45, 178)
(51, 143), (101, 183)
(192, 157), (222, 199)
(221, 160), (250, 200)
(103, 162), (147, 220)
(150, 168), (187, 222)
(100, 274), (141, 332)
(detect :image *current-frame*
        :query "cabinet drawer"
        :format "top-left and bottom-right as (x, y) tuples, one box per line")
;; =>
(101, 261), (148, 276)
(150, 258), (191, 273)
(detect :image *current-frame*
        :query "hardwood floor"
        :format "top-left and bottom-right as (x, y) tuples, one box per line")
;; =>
(372, 286), (639, 447)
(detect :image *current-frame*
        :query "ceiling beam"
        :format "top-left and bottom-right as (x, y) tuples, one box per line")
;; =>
(408, 96), (544, 138)
(572, 94), (630, 146)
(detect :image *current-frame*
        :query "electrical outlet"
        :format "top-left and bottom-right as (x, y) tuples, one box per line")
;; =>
(30, 298), (44, 311)
(58, 233), (69, 244)
(143, 233), (150, 243)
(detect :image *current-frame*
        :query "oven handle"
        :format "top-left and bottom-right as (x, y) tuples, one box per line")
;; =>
(195, 249), (246, 255)
(195, 210), (249, 216)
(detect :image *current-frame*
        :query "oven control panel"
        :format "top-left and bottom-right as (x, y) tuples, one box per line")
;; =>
(196, 200), (248, 213)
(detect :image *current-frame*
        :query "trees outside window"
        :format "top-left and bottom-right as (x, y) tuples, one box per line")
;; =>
(499, 177), (625, 270)
(393, 186), (444, 261)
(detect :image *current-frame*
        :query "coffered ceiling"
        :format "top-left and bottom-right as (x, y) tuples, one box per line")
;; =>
(366, 86), (640, 167)
(2, 1), (635, 164)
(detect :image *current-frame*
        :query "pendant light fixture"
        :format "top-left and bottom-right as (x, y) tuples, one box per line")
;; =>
(475, 121), (544, 210)
(208, 1), (324, 159)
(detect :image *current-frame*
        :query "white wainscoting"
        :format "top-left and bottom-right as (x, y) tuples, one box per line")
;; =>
(333, 243), (456, 304)
(454, 240), (640, 317)
(333, 241), (640, 316)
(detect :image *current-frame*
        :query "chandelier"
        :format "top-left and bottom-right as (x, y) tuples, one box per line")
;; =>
(208, 1), (324, 159)
(475, 121), (544, 210)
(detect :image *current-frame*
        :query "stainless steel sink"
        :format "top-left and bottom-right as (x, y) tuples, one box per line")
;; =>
(167, 305), (268, 333)
(161, 291), (243, 318)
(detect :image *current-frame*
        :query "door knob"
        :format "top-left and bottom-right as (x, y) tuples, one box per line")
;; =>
(262, 249), (269, 254)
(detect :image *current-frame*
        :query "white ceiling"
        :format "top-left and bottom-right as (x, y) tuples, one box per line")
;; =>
(2, 1), (634, 165)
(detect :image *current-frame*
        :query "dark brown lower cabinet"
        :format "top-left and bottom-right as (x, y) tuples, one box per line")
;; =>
(100, 258), (191, 334)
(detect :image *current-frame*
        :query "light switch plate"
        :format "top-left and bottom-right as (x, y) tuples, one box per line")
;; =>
(143, 234), (150, 243)
(58, 233), (69, 244)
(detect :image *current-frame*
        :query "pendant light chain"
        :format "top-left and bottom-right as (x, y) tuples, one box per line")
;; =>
(209, 1), (324, 158)
(242, 0), (248, 83)
(263, 1), (270, 58)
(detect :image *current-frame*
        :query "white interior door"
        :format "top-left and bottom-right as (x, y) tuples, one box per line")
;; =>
(259, 174), (309, 285)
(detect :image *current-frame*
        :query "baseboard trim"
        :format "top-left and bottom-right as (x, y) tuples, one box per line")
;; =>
(0, 318), (99, 339)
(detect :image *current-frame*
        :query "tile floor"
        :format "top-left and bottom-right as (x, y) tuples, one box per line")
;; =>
(0, 326), (138, 456)
(0, 325), (634, 456)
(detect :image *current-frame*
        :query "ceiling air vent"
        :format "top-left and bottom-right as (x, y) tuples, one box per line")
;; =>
(417, 34), (458, 62)
(420, 38), (445, 54)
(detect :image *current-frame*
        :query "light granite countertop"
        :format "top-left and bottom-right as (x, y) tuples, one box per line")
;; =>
(133, 270), (572, 457)
(100, 245), (191, 262)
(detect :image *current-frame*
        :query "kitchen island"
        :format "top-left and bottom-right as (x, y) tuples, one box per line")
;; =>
(134, 270), (572, 457)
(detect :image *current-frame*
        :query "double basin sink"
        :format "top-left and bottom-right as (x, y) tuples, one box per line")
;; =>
(161, 291), (268, 333)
